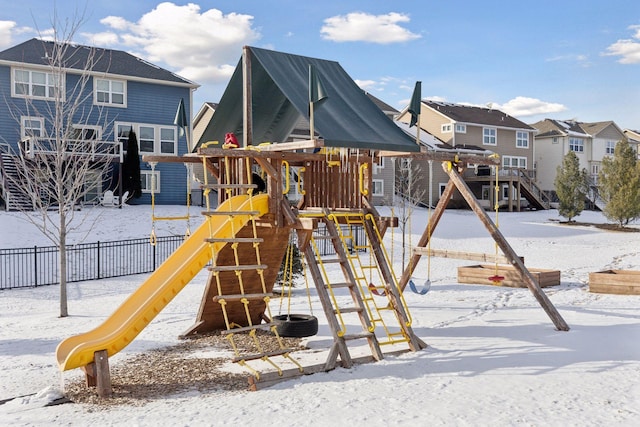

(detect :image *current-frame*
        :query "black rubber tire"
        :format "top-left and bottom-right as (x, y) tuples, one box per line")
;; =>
(273, 314), (318, 338)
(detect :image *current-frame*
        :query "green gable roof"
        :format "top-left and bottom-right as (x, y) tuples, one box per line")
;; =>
(195, 46), (419, 152)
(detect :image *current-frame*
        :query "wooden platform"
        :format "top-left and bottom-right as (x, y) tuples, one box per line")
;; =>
(457, 264), (560, 288)
(589, 270), (640, 295)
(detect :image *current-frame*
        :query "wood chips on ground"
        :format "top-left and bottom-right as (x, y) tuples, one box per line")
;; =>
(64, 331), (304, 407)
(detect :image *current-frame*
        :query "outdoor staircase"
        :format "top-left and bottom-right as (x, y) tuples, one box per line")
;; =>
(587, 177), (606, 211)
(515, 169), (551, 210)
(0, 151), (33, 211)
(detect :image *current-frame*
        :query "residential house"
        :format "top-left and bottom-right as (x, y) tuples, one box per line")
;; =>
(397, 101), (545, 211)
(623, 129), (640, 159)
(0, 38), (198, 210)
(530, 119), (628, 206)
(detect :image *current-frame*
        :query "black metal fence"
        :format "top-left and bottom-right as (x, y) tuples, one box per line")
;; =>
(0, 225), (368, 291)
(0, 235), (184, 290)
(313, 223), (367, 255)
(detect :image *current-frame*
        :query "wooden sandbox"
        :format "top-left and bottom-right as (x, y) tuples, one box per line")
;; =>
(589, 270), (640, 295)
(457, 264), (561, 288)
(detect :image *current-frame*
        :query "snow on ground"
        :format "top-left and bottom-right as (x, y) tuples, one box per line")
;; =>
(1, 204), (639, 426)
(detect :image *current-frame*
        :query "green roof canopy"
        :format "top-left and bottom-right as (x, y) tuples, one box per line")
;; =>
(195, 46), (419, 152)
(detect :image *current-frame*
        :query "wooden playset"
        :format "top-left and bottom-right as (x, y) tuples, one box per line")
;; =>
(56, 46), (569, 397)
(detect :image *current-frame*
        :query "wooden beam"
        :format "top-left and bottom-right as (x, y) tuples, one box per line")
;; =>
(444, 164), (570, 331)
(243, 46), (253, 147)
(251, 139), (324, 152)
(412, 248), (523, 264)
(377, 150), (500, 166)
(142, 154), (204, 163)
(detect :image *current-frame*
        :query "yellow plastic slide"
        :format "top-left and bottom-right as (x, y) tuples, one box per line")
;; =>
(56, 194), (269, 371)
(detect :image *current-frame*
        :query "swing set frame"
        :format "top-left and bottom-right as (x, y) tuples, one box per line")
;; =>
(389, 153), (569, 331)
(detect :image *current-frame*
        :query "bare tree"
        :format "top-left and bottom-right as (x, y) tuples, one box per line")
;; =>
(394, 158), (427, 269)
(4, 15), (118, 317)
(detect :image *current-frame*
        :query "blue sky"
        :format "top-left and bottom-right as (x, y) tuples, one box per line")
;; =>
(1, 1), (639, 129)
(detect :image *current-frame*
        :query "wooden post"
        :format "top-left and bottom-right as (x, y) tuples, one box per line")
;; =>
(94, 350), (112, 397)
(81, 350), (112, 397)
(445, 164), (570, 331)
(242, 46), (253, 148)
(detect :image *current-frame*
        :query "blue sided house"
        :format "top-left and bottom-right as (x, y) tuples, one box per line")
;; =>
(0, 38), (198, 210)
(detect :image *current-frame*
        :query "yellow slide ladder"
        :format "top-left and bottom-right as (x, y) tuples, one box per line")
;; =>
(325, 212), (413, 347)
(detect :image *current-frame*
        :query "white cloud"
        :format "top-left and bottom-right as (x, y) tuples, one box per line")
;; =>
(0, 21), (16, 49)
(84, 2), (260, 84)
(603, 24), (640, 64)
(354, 79), (378, 91)
(82, 31), (119, 46)
(493, 96), (567, 117)
(321, 12), (421, 44)
(0, 20), (34, 49)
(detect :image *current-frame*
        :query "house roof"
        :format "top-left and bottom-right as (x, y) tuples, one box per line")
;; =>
(424, 101), (534, 130)
(194, 46), (419, 152)
(530, 119), (621, 139)
(394, 121), (491, 155)
(0, 38), (197, 87)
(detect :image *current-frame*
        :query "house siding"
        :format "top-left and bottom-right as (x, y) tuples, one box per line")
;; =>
(0, 56), (194, 206)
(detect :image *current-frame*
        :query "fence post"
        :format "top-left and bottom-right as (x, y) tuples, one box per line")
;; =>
(34, 246), (38, 287)
(97, 241), (101, 280)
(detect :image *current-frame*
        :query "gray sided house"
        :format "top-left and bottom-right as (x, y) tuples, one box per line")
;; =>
(530, 119), (628, 206)
(397, 101), (546, 211)
(0, 38), (198, 210)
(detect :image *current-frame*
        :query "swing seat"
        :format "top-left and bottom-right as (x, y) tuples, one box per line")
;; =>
(273, 314), (318, 337)
(409, 279), (431, 295)
(488, 275), (505, 285)
(368, 282), (386, 296)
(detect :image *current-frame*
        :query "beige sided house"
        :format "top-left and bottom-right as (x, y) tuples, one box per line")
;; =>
(530, 119), (628, 209)
(398, 101), (546, 211)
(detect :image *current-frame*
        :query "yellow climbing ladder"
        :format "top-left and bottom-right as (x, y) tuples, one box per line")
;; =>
(301, 208), (424, 370)
(327, 212), (415, 347)
(201, 155), (302, 379)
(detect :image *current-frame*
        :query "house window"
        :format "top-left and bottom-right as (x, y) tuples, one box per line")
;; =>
(569, 138), (584, 152)
(605, 141), (616, 155)
(373, 157), (385, 175)
(141, 170), (160, 193)
(552, 137), (559, 144)
(20, 116), (44, 138)
(483, 127), (497, 145)
(139, 126), (155, 153)
(516, 131), (529, 148)
(481, 185), (491, 200)
(116, 124), (133, 151)
(502, 184), (510, 200)
(117, 122), (177, 155)
(160, 128), (176, 154)
(83, 170), (102, 204)
(502, 155), (527, 169)
(95, 78), (126, 106)
(455, 124), (466, 133)
(441, 124), (452, 133)
(70, 125), (101, 141)
(12, 68), (62, 99)
(591, 164), (599, 175)
(372, 179), (384, 196)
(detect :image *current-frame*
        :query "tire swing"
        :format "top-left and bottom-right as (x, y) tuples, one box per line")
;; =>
(273, 232), (318, 338)
(407, 159), (431, 295)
